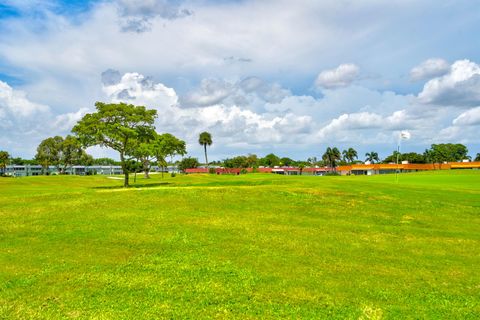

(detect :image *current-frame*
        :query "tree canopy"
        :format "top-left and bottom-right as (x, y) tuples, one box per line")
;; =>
(322, 147), (341, 168)
(178, 157), (199, 172)
(72, 102), (157, 186)
(342, 148), (358, 163)
(35, 135), (90, 174)
(424, 144), (469, 163)
(383, 152), (426, 164)
(365, 151), (380, 164)
(259, 153), (280, 167)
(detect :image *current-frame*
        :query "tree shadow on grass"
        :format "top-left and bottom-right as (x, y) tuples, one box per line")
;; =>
(93, 182), (172, 190)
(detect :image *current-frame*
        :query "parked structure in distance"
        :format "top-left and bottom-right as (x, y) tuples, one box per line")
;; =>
(0, 165), (181, 177)
(1, 165), (123, 177)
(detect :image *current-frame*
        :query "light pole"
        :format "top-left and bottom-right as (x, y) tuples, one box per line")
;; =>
(396, 130), (411, 183)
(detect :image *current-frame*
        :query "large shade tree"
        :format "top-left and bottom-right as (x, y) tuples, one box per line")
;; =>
(178, 157), (199, 172)
(36, 135), (90, 174)
(134, 132), (186, 178)
(424, 143), (469, 164)
(198, 131), (212, 168)
(60, 135), (88, 173)
(35, 136), (63, 174)
(72, 102), (157, 187)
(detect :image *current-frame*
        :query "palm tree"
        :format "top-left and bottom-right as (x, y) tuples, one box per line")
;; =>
(475, 153), (480, 161)
(342, 148), (358, 163)
(298, 163), (305, 175)
(198, 131), (212, 168)
(0, 150), (10, 175)
(322, 147), (341, 169)
(365, 151), (380, 164)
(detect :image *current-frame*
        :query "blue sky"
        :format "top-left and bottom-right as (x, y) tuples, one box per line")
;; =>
(1, 0), (480, 160)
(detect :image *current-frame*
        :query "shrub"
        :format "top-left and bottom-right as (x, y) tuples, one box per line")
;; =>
(325, 171), (340, 176)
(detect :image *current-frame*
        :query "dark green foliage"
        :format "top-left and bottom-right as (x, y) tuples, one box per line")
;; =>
(280, 157), (296, 167)
(0, 150), (9, 173)
(35, 135), (88, 173)
(322, 147), (341, 168)
(92, 157), (120, 166)
(342, 148), (358, 163)
(224, 156), (248, 168)
(383, 152), (426, 164)
(35, 136), (63, 172)
(178, 157), (199, 172)
(324, 171), (340, 176)
(259, 153), (280, 167)
(224, 154), (259, 168)
(424, 143), (469, 163)
(132, 132), (186, 179)
(365, 151), (380, 163)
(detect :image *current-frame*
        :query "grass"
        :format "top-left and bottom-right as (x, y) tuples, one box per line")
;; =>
(0, 170), (479, 319)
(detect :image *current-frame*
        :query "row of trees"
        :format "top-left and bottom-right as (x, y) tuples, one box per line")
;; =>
(192, 144), (477, 171)
(3, 143), (479, 178)
(35, 135), (91, 174)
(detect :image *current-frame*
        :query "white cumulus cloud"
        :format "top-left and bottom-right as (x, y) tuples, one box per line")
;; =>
(101, 71), (313, 150)
(315, 64), (360, 89)
(0, 80), (89, 157)
(53, 107), (90, 132)
(418, 59), (480, 106)
(452, 106), (480, 126)
(410, 58), (450, 81)
(0, 80), (49, 117)
(102, 72), (178, 109)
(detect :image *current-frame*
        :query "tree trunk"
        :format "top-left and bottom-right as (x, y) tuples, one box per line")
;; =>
(143, 160), (150, 179)
(120, 152), (129, 187)
(204, 144), (209, 169)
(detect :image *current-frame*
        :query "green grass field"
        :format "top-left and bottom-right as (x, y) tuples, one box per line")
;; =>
(1, 171), (479, 319)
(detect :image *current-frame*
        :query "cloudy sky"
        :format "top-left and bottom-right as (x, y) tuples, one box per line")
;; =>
(1, 0), (480, 161)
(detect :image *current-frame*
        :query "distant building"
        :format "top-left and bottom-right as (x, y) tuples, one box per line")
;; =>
(2, 165), (123, 177)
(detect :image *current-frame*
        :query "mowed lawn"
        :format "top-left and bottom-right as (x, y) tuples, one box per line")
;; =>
(0, 171), (479, 319)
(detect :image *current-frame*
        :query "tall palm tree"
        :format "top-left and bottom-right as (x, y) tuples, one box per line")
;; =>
(342, 148), (358, 163)
(365, 151), (380, 164)
(341, 150), (348, 163)
(322, 147), (341, 169)
(198, 131), (212, 168)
